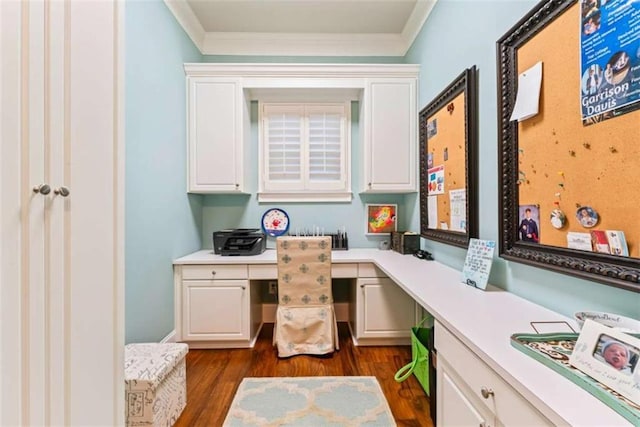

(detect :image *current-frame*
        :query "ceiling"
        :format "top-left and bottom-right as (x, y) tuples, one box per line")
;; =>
(164, 0), (437, 56)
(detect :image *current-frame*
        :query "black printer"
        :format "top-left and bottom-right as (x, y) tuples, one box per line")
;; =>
(213, 228), (266, 256)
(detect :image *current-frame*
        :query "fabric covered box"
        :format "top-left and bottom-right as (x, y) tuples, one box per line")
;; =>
(125, 343), (188, 427)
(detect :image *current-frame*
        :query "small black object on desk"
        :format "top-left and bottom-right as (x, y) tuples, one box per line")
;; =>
(413, 249), (434, 261)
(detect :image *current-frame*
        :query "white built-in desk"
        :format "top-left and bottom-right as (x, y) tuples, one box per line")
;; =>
(173, 249), (631, 426)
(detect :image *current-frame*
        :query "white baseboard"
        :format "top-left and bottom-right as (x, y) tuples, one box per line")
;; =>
(160, 330), (177, 343)
(262, 302), (350, 322)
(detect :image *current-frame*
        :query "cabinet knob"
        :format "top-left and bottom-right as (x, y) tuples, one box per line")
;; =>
(480, 387), (494, 399)
(235, 183), (239, 189)
(33, 183), (51, 195)
(54, 186), (70, 197)
(211, 270), (216, 276)
(241, 286), (246, 290)
(368, 182), (372, 188)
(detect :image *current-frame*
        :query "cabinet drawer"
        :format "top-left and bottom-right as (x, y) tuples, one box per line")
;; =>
(332, 263), (358, 278)
(435, 322), (551, 426)
(182, 265), (247, 280)
(358, 263), (387, 278)
(248, 264), (277, 280)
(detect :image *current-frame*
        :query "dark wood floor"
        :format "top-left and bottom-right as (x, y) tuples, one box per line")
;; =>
(174, 322), (433, 427)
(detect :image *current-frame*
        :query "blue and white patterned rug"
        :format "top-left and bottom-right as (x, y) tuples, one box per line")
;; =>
(223, 376), (397, 426)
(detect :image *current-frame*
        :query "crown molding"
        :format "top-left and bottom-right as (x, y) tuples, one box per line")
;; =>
(183, 63), (421, 78)
(201, 32), (407, 57)
(401, 0), (438, 52)
(165, 0), (438, 57)
(163, 0), (206, 51)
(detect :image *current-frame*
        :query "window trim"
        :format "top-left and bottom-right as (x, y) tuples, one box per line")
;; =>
(258, 101), (352, 202)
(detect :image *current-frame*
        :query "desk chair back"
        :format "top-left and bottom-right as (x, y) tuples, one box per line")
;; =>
(273, 236), (339, 357)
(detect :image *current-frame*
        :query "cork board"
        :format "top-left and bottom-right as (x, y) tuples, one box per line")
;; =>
(426, 92), (466, 231)
(517, 2), (640, 257)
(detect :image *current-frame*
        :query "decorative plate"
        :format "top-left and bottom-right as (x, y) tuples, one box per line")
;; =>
(550, 208), (566, 229)
(261, 208), (290, 237)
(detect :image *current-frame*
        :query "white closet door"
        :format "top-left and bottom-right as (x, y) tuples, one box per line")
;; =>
(0, 1), (124, 426)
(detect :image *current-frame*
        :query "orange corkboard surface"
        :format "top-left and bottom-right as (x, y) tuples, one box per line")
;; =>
(427, 92), (466, 231)
(517, 2), (640, 257)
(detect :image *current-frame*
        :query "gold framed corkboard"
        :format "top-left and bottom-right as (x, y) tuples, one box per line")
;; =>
(517, 2), (639, 256)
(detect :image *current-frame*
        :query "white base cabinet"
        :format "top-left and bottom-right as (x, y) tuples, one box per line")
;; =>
(182, 280), (249, 341)
(439, 357), (494, 427)
(435, 321), (552, 427)
(349, 264), (419, 345)
(175, 265), (262, 348)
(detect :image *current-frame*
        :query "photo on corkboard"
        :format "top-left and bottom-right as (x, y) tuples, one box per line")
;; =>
(365, 204), (397, 235)
(518, 204), (540, 243)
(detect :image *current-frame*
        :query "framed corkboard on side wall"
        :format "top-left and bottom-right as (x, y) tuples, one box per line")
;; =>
(419, 66), (479, 248)
(497, 0), (640, 292)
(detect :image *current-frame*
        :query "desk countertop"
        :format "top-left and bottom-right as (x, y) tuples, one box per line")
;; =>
(174, 249), (631, 426)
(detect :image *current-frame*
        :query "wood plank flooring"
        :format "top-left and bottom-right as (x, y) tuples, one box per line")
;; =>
(174, 323), (434, 427)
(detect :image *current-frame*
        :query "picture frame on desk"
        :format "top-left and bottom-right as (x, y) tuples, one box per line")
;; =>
(569, 319), (640, 406)
(365, 204), (397, 235)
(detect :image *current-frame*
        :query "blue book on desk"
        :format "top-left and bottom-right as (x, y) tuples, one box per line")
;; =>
(461, 239), (496, 291)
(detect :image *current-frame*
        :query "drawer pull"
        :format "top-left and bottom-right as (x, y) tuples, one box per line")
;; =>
(480, 387), (494, 399)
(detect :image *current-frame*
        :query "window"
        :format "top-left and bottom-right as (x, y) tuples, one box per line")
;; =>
(259, 102), (351, 202)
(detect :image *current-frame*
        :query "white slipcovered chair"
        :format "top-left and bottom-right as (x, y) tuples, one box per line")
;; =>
(273, 236), (339, 357)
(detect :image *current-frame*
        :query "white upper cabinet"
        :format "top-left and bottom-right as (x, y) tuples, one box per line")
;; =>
(361, 78), (417, 193)
(186, 75), (250, 193)
(184, 64), (418, 195)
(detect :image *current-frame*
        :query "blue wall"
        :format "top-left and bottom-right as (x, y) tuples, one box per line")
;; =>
(404, 0), (639, 319)
(125, 0), (203, 343)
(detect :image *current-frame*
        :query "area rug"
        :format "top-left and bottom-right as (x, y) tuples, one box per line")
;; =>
(222, 376), (397, 426)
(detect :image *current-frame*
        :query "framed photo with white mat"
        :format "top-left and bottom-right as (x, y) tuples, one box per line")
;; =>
(569, 319), (640, 406)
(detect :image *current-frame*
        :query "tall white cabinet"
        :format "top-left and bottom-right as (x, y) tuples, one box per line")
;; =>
(360, 78), (417, 193)
(186, 73), (250, 193)
(1, 2), (124, 425)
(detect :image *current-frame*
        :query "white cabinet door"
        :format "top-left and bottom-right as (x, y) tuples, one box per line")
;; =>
(1, 1), (124, 425)
(186, 76), (248, 193)
(356, 278), (417, 340)
(438, 362), (492, 427)
(182, 280), (249, 340)
(362, 78), (417, 193)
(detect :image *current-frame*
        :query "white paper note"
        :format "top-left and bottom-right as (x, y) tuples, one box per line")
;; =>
(461, 239), (496, 291)
(449, 188), (466, 232)
(510, 61), (543, 122)
(427, 195), (438, 229)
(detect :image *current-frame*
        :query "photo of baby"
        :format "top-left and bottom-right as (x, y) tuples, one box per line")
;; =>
(593, 334), (639, 375)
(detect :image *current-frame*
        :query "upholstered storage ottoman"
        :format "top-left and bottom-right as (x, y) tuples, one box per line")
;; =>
(124, 343), (188, 427)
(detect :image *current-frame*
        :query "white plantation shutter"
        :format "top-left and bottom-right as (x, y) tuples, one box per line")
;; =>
(267, 112), (302, 181)
(260, 102), (351, 201)
(308, 112), (342, 182)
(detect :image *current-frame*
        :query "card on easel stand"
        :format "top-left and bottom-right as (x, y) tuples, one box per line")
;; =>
(461, 239), (496, 290)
